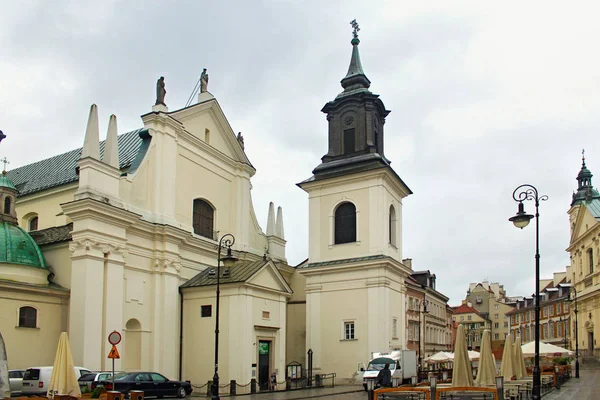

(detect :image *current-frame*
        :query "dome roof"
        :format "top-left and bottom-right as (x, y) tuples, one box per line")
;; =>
(0, 174), (16, 191)
(0, 221), (47, 269)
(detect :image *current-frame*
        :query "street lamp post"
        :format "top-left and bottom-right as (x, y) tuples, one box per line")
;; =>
(567, 287), (580, 378)
(418, 300), (429, 378)
(509, 184), (547, 400)
(212, 234), (237, 400)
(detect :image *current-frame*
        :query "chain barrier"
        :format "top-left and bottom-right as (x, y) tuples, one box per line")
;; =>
(191, 382), (208, 389)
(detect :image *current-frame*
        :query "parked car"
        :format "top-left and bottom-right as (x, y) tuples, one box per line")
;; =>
(78, 372), (115, 391)
(21, 366), (92, 395)
(9, 369), (25, 395)
(99, 372), (192, 398)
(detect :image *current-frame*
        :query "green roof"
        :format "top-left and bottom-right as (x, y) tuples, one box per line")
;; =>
(181, 259), (268, 288)
(6, 129), (148, 196)
(0, 222), (47, 269)
(584, 198), (600, 220)
(0, 174), (16, 190)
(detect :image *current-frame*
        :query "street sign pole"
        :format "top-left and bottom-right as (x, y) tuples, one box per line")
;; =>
(107, 331), (122, 390)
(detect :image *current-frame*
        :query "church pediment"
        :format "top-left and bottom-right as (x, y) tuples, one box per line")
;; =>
(570, 202), (600, 245)
(169, 95), (252, 169)
(247, 260), (292, 295)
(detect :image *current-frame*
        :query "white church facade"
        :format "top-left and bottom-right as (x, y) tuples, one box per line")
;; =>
(0, 31), (416, 390)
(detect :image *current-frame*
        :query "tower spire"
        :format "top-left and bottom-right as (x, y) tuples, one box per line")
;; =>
(340, 19), (371, 93)
(571, 149), (600, 206)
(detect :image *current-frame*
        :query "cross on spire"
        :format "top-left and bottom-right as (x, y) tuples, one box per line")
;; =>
(350, 19), (360, 39)
(0, 157), (9, 172)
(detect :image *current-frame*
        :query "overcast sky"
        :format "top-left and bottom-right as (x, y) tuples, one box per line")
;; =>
(1, 1), (596, 305)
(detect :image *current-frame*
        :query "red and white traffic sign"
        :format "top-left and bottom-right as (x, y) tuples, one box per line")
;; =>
(108, 330), (122, 346)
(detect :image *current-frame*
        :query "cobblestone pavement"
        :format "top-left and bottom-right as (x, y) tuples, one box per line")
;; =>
(542, 369), (600, 400)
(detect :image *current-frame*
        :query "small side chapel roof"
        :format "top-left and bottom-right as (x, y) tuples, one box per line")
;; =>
(6, 129), (146, 196)
(181, 258), (271, 288)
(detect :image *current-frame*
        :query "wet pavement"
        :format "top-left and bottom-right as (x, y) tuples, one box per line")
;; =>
(542, 368), (600, 400)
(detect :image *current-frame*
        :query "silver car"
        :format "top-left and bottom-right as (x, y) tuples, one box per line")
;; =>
(9, 370), (25, 395)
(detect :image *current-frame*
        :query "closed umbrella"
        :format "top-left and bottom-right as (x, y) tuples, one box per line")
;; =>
(500, 335), (516, 380)
(452, 325), (473, 387)
(475, 330), (496, 386)
(513, 336), (528, 379)
(47, 332), (81, 398)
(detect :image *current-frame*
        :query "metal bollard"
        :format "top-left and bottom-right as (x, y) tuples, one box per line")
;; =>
(230, 380), (236, 395)
(250, 378), (257, 393)
(129, 390), (144, 400)
(206, 380), (212, 397)
(315, 374), (322, 387)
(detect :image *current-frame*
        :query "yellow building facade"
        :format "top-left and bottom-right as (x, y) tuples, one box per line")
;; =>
(566, 156), (600, 358)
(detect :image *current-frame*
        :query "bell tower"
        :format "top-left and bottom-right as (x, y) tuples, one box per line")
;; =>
(297, 22), (413, 381)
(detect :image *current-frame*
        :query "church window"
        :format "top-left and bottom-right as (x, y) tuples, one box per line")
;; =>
(588, 248), (594, 274)
(334, 202), (356, 244)
(29, 216), (38, 232)
(19, 306), (37, 328)
(344, 321), (355, 340)
(201, 305), (212, 318)
(4, 196), (11, 214)
(389, 205), (397, 246)
(205, 128), (210, 144)
(193, 199), (214, 239)
(392, 318), (398, 338)
(343, 129), (355, 154)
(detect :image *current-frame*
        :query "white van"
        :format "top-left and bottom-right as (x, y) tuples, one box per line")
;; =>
(22, 366), (91, 395)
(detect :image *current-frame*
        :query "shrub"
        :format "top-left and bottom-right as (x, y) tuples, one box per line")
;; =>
(91, 385), (106, 398)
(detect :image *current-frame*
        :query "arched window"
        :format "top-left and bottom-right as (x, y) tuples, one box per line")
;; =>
(334, 202), (356, 244)
(588, 248), (594, 274)
(193, 199), (214, 239)
(29, 216), (39, 232)
(4, 196), (11, 214)
(389, 205), (397, 246)
(19, 306), (37, 328)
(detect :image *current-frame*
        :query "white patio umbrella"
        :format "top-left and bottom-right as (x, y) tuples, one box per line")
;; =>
(452, 325), (474, 387)
(47, 332), (81, 398)
(500, 335), (516, 380)
(475, 330), (496, 386)
(513, 336), (528, 379)
(520, 341), (574, 357)
(424, 351), (453, 363)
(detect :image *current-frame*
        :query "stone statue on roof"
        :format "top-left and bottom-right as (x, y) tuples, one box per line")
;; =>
(155, 76), (166, 106)
(200, 69), (209, 93)
(0, 130), (5, 144)
(237, 132), (245, 150)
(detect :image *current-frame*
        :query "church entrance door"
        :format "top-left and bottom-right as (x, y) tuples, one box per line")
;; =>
(258, 340), (271, 391)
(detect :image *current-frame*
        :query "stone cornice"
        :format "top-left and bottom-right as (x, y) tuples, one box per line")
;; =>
(61, 197), (141, 228)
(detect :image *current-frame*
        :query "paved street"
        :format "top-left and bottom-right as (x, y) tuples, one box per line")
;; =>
(543, 369), (600, 400)
(197, 368), (600, 399)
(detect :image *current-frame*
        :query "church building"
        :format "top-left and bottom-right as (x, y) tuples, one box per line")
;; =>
(0, 29), (416, 389)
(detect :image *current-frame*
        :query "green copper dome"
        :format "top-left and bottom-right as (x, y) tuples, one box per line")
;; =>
(0, 174), (16, 191)
(0, 222), (47, 269)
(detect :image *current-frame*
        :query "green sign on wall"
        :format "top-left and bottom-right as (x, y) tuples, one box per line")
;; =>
(258, 341), (269, 355)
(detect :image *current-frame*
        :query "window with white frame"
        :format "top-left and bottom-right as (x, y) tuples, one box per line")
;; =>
(344, 321), (355, 340)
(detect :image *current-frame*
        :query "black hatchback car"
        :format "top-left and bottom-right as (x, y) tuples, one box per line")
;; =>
(99, 372), (192, 398)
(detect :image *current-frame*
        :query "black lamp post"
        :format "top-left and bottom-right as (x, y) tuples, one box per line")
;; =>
(509, 184), (547, 400)
(212, 234), (237, 400)
(567, 287), (580, 378)
(418, 300), (429, 377)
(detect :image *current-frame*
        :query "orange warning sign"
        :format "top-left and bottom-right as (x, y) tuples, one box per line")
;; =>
(108, 345), (120, 359)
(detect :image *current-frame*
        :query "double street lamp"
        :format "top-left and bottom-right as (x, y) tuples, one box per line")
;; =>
(566, 286), (580, 378)
(212, 234), (237, 400)
(509, 184), (547, 400)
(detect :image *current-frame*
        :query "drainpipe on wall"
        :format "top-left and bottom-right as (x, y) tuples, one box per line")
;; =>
(178, 287), (184, 381)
